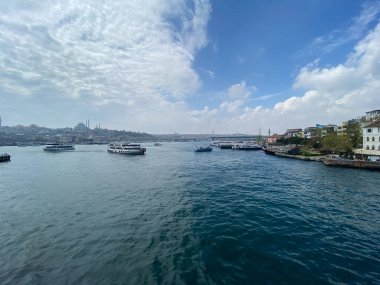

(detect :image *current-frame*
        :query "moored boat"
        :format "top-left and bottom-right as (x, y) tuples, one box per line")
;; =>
(108, 142), (146, 155)
(0, 153), (11, 162)
(219, 142), (234, 149)
(232, 142), (262, 150)
(43, 143), (75, 152)
(194, 145), (213, 152)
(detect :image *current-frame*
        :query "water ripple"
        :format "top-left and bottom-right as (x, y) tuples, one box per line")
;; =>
(0, 144), (379, 284)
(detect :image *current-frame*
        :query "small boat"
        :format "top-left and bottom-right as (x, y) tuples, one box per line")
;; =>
(43, 143), (75, 152)
(108, 142), (146, 155)
(154, 142), (163, 146)
(194, 146), (213, 152)
(0, 153), (11, 162)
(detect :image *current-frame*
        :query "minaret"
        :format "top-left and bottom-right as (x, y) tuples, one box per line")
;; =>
(268, 128), (271, 137)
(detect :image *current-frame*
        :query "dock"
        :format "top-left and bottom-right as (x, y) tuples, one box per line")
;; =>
(323, 158), (380, 170)
(263, 146), (380, 171)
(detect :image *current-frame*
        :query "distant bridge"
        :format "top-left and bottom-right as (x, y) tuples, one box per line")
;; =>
(211, 135), (260, 141)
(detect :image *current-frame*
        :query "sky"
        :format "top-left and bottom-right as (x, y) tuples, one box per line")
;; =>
(0, 0), (379, 134)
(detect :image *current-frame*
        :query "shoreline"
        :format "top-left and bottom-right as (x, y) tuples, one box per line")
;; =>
(264, 150), (380, 171)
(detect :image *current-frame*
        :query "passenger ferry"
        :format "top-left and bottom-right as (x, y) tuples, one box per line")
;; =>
(43, 143), (75, 152)
(232, 142), (262, 150)
(107, 142), (146, 155)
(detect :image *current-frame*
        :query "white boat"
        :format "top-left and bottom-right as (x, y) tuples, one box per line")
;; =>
(43, 143), (75, 152)
(107, 142), (146, 155)
(232, 142), (262, 150)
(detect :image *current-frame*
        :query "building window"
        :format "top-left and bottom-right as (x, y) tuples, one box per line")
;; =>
(372, 137), (375, 141)
(367, 128), (372, 133)
(366, 145), (369, 150)
(378, 145), (380, 150)
(372, 145), (375, 150)
(367, 137), (369, 141)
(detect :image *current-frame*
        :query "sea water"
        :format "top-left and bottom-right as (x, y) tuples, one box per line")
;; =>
(0, 143), (379, 284)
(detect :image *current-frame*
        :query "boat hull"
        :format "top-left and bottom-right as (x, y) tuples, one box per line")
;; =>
(0, 154), (11, 162)
(194, 147), (213, 152)
(43, 148), (75, 152)
(233, 146), (262, 150)
(107, 148), (146, 155)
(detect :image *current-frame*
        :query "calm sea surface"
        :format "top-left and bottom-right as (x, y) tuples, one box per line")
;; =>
(0, 143), (379, 285)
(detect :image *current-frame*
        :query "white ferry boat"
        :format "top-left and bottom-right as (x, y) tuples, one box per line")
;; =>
(107, 142), (146, 155)
(43, 143), (75, 152)
(232, 142), (262, 150)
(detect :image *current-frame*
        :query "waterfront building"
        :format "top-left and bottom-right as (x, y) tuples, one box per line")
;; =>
(267, 134), (281, 144)
(284, 128), (303, 139)
(59, 135), (75, 144)
(304, 127), (318, 139)
(337, 121), (347, 136)
(321, 124), (338, 137)
(363, 120), (380, 151)
(365, 110), (380, 122)
(354, 120), (380, 161)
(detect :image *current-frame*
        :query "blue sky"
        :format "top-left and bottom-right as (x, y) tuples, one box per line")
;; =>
(0, 0), (379, 133)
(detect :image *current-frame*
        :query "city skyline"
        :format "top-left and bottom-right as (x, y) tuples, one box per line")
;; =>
(0, 0), (380, 134)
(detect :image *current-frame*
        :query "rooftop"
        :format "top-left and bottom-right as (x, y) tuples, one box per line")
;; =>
(364, 120), (380, 128)
(366, 110), (380, 114)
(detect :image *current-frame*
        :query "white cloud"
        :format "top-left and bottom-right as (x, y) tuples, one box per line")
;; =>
(1, 1), (379, 135)
(0, 0), (212, 131)
(309, 1), (380, 55)
(206, 70), (215, 79)
(193, 22), (380, 134)
(219, 81), (256, 113)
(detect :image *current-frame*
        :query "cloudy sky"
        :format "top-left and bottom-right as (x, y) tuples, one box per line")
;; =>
(0, 0), (379, 134)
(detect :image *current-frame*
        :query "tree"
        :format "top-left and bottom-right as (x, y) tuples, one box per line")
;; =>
(321, 134), (353, 154)
(346, 121), (362, 148)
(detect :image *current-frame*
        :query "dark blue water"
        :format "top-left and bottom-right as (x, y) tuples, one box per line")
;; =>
(0, 143), (379, 284)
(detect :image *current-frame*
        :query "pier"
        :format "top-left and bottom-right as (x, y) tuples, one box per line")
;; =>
(323, 158), (380, 170)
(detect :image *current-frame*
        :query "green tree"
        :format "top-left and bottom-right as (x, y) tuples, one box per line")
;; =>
(346, 121), (362, 148)
(321, 134), (353, 154)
